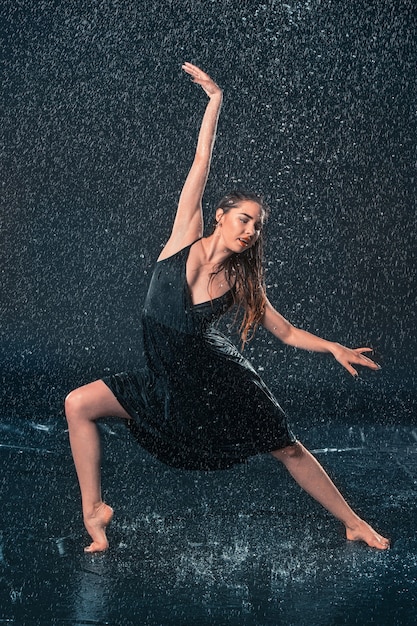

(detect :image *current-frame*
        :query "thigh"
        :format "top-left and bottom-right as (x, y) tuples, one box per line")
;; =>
(66, 380), (131, 421)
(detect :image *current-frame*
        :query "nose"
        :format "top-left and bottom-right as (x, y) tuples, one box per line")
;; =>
(245, 223), (255, 237)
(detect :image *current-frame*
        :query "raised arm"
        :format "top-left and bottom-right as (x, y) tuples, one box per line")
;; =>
(261, 298), (381, 377)
(158, 63), (223, 261)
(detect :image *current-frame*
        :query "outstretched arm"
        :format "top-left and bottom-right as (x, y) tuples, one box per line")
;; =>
(158, 63), (223, 261)
(261, 298), (380, 377)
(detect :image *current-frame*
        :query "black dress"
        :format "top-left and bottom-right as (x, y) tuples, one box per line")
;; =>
(102, 242), (296, 470)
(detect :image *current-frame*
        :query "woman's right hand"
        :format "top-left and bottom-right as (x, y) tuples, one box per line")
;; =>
(182, 62), (223, 99)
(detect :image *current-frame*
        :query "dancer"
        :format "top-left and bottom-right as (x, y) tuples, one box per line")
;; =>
(65, 63), (389, 553)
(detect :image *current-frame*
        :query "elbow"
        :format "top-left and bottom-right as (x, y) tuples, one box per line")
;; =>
(261, 300), (296, 344)
(275, 320), (299, 346)
(280, 326), (296, 346)
(266, 321), (295, 345)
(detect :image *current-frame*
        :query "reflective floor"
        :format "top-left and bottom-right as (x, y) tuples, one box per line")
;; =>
(1, 415), (416, 625)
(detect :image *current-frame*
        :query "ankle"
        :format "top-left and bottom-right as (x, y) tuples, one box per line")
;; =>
(344, 514), (365, 532)
(83, 501), (106, 519)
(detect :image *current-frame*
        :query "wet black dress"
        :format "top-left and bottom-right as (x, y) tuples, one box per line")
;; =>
(103, 242), (296, 470)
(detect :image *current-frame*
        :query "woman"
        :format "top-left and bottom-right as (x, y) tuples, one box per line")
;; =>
(65, 63), (390, 553)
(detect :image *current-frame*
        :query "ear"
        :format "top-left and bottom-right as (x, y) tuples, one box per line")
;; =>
(215, 208), (224, 223)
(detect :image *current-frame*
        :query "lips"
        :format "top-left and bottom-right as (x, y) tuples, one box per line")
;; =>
(238, 238), (250, 248)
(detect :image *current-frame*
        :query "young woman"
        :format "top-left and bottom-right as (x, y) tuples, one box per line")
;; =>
(65, 63), (390, 553)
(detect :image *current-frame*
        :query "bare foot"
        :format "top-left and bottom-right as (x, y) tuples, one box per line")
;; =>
(346, 519), (390, 550)
(83, 503), (114, 553)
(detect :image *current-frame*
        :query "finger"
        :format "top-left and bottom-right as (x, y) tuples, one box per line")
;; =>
(352, 348), (381, 370)
(181, 64), (198, 77)
(182, 62), (207, 80)
(357, 353), (381, 369)
(362, 358), (381, 369)
(346, 364), (359, 377)
(182, 65), (198, 78)
(349, 347), (380, 367)
(352, 347), (373, 354)
(182, 61), (201, 72)
(335, 356), (358, 377)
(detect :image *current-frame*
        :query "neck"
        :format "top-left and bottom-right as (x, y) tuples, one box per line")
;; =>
(200, 233), (233, 266)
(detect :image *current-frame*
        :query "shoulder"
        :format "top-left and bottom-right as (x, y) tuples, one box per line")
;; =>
(157, 238), (200, 262)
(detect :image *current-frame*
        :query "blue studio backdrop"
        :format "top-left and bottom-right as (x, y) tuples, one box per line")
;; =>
(1, 2), (417, 625)
(2, 1), (415, 429)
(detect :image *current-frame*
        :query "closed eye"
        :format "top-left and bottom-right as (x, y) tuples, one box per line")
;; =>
(238, 213), (263, 231)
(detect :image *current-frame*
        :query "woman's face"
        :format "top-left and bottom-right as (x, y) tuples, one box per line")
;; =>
(216, 200), (264, 253)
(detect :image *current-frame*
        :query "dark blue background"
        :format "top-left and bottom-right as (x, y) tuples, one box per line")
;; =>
(2, 0), (416, 425)
(1, 3), (416, 624)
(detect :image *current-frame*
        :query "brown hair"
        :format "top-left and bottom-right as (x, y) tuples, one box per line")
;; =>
(210, 191), (269, 347)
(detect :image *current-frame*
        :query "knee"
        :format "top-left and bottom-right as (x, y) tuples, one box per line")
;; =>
(64, 388), (88, 423)
(271, 441), (304, 464)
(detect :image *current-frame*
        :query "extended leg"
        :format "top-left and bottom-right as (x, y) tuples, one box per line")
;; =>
(65, 380), (130, 552)
(271, 442), (390, 549)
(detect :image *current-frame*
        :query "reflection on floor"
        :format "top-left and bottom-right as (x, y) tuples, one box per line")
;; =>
(0, 416), (416, 625)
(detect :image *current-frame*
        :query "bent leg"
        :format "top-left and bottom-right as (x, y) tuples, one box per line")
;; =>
(271, 442), (390, 550)
(65, 380), (130, 552)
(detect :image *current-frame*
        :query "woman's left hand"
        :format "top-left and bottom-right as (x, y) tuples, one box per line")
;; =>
(331, 344), (381, 377)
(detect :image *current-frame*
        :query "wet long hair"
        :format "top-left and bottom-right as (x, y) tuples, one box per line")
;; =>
(209, 191), (270, 347)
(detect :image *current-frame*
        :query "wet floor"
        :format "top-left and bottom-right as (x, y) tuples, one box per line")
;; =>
(1, 415), (416, 625)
